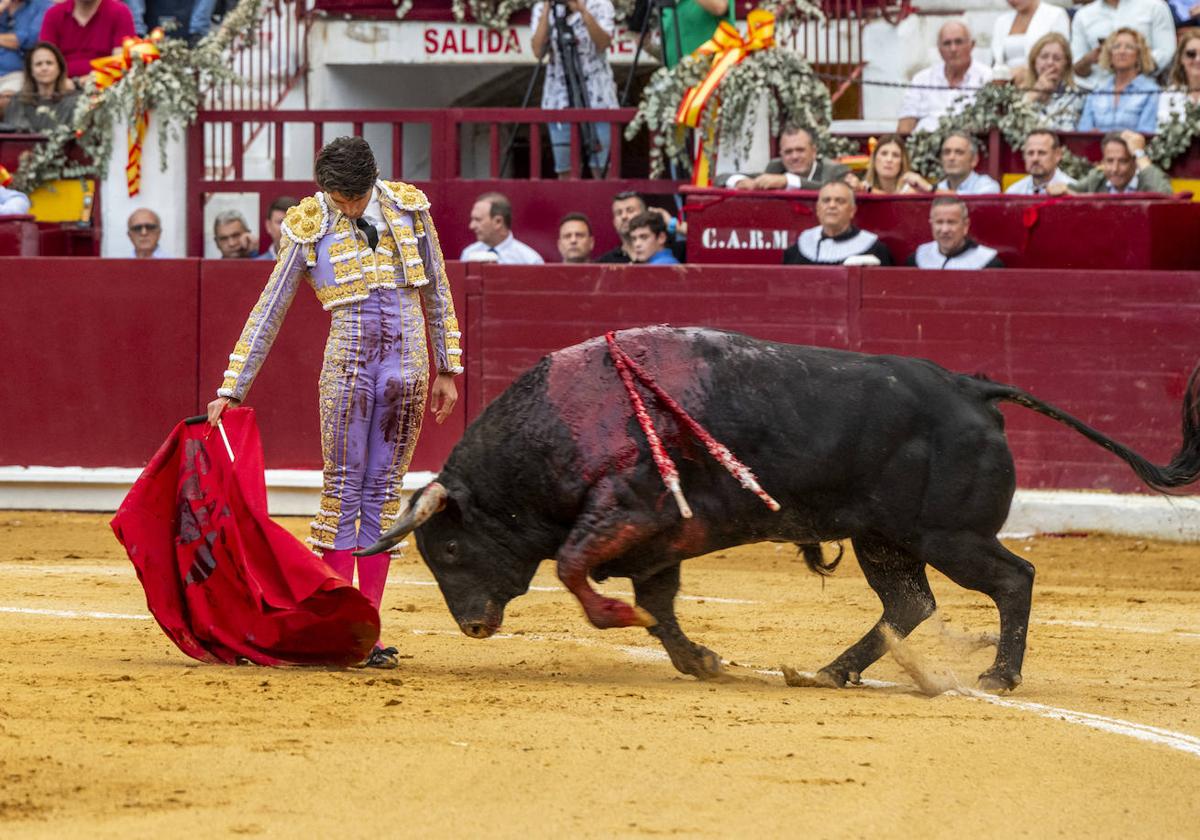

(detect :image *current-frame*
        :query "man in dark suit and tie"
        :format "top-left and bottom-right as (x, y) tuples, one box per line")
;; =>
(717, 124), (850, 191)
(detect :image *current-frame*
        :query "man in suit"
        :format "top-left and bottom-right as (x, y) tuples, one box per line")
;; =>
(1068, 130), (1173, 194)
(718, 125), (849, 191)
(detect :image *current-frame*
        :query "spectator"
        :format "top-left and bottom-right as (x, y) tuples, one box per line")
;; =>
(897, 21), (993, 134)
(595, 190), (685, 263)
(3, 41), (76, 132)
(0, 180), (30, 214)
(126, 0), (207, 41)
(1158, 28), (1200, 128)
(991, 0), (1070, 84)
(530, 1), (619, 178)
(1021, 32), (1085, 131)
(1077, 28), (1160, 133)
(627, 211), (679, 264)
(717, 124), (850, 191)
(908, 196), (1004, 270)
(1069, 130), (1172, 193)
(1005, 129), (1077, 194)
(459, 191), (543, 264)
(38, 0), (134, 79)
(212, 209), (254, 259)
(556, 212), (594, 263)
(127, 207), (168, 258)
(660, 0), (735, 69)
(1071, 0), (1175, 89)
(936, 131), (1000, 194)
(848, 135), (931, 194)
(782, 181), (893, 266)
(255, 195), (298, 261)
(0, 0), (51, 101)
(1167, 0), (1200, 25)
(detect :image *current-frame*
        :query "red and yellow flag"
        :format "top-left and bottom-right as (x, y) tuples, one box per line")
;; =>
(90, 29), (164, 196)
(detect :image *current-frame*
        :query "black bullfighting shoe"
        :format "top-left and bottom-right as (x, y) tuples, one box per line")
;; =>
(363, 646), (399, 669)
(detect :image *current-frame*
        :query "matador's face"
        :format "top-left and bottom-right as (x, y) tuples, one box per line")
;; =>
(326, 190), (372, 220)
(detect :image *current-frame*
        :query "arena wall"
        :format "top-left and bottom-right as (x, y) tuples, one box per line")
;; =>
(1, 258), (1198, 526)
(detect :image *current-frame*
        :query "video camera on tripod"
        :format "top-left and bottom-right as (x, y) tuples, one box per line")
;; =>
(546, 0), (602, 172)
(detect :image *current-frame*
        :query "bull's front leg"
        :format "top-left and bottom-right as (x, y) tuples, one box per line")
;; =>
(633, 563), (723, 680)
(555, 497), (657, 630)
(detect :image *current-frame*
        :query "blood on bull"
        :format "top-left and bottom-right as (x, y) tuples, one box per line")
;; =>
(359, 326), (1200, 691)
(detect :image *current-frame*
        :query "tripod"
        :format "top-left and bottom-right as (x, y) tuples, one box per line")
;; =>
(621, 0), (685, 106)
(549, 0), (604, 177)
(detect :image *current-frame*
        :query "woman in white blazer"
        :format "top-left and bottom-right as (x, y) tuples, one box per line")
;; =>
(992, 0), (1072, 84)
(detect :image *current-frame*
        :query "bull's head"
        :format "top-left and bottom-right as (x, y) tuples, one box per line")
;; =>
(356, 480), (539, 639)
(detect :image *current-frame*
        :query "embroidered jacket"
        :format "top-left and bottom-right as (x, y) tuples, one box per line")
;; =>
(217, 181), (463, 401)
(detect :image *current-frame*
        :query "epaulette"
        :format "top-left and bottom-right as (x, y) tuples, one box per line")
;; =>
(281, 193), (331, 244)
(378, 180), (431, 212)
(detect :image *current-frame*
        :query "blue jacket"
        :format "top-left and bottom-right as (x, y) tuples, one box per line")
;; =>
(1078, 75), (1160, 133)
(647, 248), (680, 265)
(0, 0), (50, 75)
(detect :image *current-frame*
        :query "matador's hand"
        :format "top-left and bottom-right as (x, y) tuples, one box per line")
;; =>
(429, 373), (458, 425)
(206, 396), (239, 427)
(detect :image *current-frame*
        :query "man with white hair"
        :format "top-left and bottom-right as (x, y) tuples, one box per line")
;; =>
(908, 196), (1004, 269)
(898, 20), (993, 134)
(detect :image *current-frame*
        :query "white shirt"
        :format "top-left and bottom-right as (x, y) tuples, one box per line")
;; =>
(991, 2), (1071, 70)
(725, 159), (821, 190)
(0, 185), (31, 215)
(1071, 0), (1176, 89)
(530, 1), (619, 110)
(1005, 168), (1076, 195)
(937, 170), (1001, 195)
(460, 232), (544, 265)
(130, 244), (170, 258)
(899, 61), (994, 133)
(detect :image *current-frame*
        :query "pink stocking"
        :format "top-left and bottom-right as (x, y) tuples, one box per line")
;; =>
(321, 548), (355, 582)
(356, 550), (391, 614)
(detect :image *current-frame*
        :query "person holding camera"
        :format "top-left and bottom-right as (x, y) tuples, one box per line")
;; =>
(531, 0), (619, 178)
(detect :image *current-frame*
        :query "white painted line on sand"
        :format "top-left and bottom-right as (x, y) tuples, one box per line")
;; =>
(0, 606), (152, 620)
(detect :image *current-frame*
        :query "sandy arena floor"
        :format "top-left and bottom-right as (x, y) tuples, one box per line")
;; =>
(1, 510), (1198, 838)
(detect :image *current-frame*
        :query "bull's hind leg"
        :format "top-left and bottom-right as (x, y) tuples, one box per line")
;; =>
(633, 563), (723, 680)
(805, 537), (936, 688)
(921, 532), (1034, 691)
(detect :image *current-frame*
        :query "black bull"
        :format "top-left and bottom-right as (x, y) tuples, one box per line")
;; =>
(360, 327), (1200, 691)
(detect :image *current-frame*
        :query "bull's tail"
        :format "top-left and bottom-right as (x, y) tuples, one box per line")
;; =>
(973, 363), (1200, 493)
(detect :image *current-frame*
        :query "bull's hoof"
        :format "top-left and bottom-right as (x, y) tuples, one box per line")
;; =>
(781, 665), (844, 688)
(585, 598), (657, 630)
(977, 669), (1022, 693)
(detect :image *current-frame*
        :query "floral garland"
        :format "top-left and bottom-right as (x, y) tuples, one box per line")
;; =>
(625, 10), (843, 178)
(450, 0), (637, 28)
(1147, 99), (1200, 170)
(12, 0), (267, 194)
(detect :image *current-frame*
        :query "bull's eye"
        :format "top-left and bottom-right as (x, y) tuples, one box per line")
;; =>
(444, 540), (458, 560)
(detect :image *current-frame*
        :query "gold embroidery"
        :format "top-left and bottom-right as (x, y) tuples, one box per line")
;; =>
(283, 195), (329, 243)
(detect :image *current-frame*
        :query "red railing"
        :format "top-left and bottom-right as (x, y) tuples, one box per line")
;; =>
(204, 0), (312, 112)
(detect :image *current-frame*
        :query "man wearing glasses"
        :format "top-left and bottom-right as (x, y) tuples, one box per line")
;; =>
(127, 208), (168, 259)
(897, 20), (993, 134)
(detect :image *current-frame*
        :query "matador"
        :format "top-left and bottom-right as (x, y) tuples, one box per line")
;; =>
(207, 137), (462, 668)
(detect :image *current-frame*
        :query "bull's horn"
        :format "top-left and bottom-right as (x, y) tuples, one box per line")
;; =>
(353, 482), (448, 556)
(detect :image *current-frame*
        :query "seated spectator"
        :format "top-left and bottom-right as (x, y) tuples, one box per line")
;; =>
(717, 124), (849, 191)
(1069, 130), (1172, 193)
(3, 41), (76, 132)
(1078, 29), (1160, 133)
(556, 212), (594, 263)
(1005, 129), (1077, 194)
(38, 0), (134, 80)
(212, 209), (254, 259)
(255, 194), (298, 261)
(0, 0), (51, 102)
(936, 130), (1000, 194)
(897, 21), (992, 134)
(127, 207), (168, 258)
(908, 196), (1004, 270)
(0, 180), (30, 214)
(1158, 28), (1200, 128)
(991, 0), (1070, 85)
(848, 135), (931, 194)
(595, 190), (685, 263)
(1021, 33), (1085, 131)
(782, 181), (893, 266)
(460, 191), (543, 264)
(530, 1), (619, 179)
(1167, 0), (1200, 26)
(1071, 0), (1175, 90)
(627, 211), (679, 265)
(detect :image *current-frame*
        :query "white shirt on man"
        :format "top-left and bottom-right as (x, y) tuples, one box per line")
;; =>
(460, 233), (544, 265)
(937, 170), (1001, 194)
(899, 61), (994, 133)
(1005, 168), (1076, 195)
(1070, 0), (1176, 89)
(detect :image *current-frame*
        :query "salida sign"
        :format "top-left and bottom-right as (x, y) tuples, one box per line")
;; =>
(419, 23), (639, 62)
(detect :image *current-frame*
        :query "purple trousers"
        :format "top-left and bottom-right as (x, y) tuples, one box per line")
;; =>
(309, 285), (428, 553)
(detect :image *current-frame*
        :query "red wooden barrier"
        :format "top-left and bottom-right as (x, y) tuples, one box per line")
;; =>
(0, 258), (201, 467)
